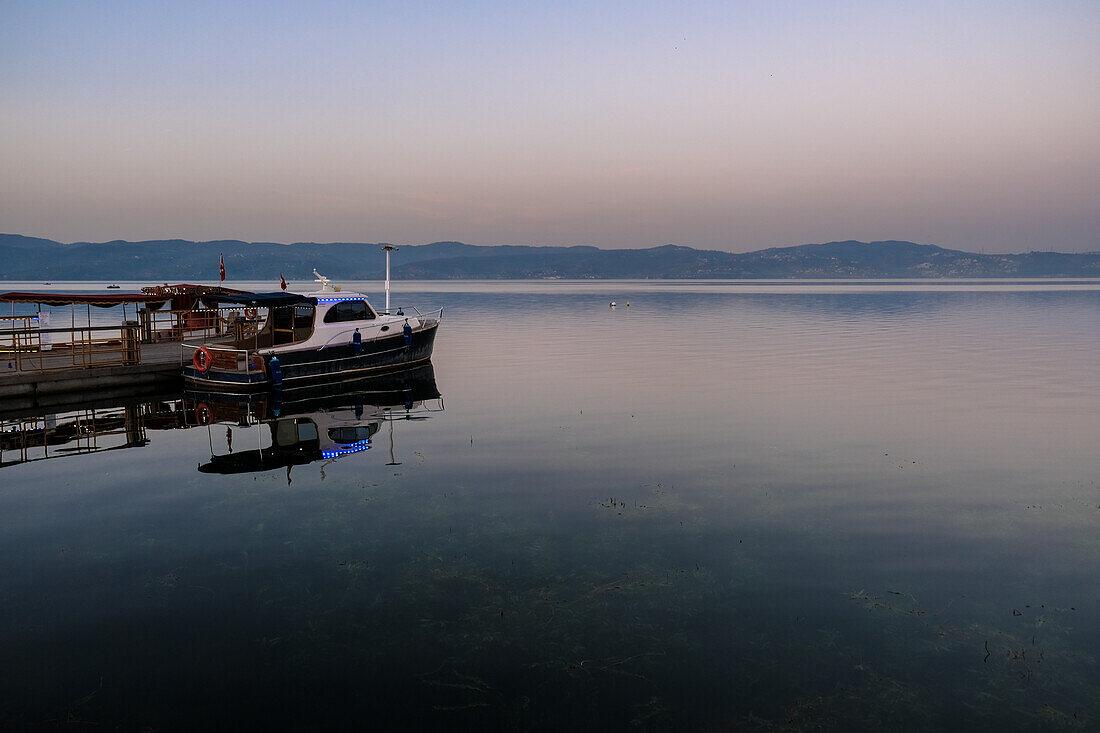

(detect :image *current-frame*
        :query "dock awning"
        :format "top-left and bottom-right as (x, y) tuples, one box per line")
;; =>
(0, 291), (170, 308)
(203, 292), (316, 308)
(141, 284), (251, 297)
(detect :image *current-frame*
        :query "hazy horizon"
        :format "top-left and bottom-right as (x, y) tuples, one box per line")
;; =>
(2, 1), (1098, 253)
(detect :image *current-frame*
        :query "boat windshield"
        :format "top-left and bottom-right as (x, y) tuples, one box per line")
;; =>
(322, 300), (376, 323)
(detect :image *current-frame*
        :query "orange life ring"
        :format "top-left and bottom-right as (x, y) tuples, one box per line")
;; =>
(193, 346), (213, 372)
(245, 307), (258, 319)
(195, 402), (212, 426)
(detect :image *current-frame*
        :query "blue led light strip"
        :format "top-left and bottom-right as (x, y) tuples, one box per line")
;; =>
(321, 440), (371, 459)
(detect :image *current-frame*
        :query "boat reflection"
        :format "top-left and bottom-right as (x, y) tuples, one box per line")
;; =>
(186, 364), (441, 477)
(0, 365), (441, 473)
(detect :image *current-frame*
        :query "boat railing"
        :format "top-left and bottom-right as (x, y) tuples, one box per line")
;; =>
(379, 306), (443, 323)
(180, 343), (266, 374)
(1, 321), (142, 372)
(404, 306), (443, 324)
(382, 397), (446, 416)
(140, 307), (264, 345)
(316, 329), (358, 351)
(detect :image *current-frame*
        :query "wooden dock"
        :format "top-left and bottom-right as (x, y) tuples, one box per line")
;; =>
(0, 286), (274, 410)
(0, 340), (185, 411)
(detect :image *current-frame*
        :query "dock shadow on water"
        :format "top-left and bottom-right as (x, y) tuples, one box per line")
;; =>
(1, 282), (1099, 731)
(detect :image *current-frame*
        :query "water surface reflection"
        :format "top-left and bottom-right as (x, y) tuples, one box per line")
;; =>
(0, 284), (1097, 731)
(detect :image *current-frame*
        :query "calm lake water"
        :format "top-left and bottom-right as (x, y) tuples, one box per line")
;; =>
(2, 280), (1099, 731)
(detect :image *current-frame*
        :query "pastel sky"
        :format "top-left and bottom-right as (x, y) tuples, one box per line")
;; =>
(1, 0), (1098, 253)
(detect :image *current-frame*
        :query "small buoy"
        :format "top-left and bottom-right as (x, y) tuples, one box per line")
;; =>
(609, 301), (617, 307)
(626, 302), (630, 307)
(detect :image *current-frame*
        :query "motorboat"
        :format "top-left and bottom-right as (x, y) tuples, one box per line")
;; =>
(181, 270), (442, 391)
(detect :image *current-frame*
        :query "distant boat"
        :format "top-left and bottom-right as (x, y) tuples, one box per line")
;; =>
(106, 284), (121, 289)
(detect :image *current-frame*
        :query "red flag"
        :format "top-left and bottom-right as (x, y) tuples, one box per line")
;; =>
(280, 273), (287, 291)
(219, 254), (226, 282)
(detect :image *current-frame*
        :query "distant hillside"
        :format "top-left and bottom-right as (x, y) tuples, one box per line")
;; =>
(1, 234), (1098, 280)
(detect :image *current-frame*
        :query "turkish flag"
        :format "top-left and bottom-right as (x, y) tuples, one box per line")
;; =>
(219, 254), (226, 282)
(280, 273), (287, 291)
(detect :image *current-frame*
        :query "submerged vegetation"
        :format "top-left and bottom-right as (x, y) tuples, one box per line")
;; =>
(70, 463), (1087, 731)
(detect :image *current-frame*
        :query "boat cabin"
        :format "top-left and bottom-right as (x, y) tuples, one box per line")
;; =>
(252, 303), (318, 348)
(219, 294), (384, 350)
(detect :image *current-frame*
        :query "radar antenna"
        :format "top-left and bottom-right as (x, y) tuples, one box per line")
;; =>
(313, 269), (333, 292)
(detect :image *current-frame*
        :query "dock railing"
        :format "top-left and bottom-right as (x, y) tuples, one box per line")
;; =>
(0, 405), (153, 468)
(1, 321), (143, 372)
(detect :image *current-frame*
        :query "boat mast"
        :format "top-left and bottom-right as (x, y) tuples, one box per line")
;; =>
(382, 245), (398, 314)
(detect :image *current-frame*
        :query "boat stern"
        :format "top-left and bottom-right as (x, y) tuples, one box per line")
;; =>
(182, 344), (271, 391)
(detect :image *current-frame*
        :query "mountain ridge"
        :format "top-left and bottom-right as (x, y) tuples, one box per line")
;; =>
(1, 234), (1098, 280)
